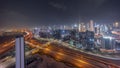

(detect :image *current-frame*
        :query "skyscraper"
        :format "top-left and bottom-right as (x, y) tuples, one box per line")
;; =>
(113, 22), (119, 28)
(89, 20), (94, 32)
(101, 36), (115, 50)
(78, 23), (81, 32)
(79, 23), (86, 32)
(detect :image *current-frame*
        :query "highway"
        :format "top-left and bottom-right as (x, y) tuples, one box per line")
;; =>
(27, 38), (120, 68)
(33, 36), (120, 67)
(0, 30), (32, 55)
(0, 40), (15, 55)
(0, 30), (120, 68)
(0, 48), (37, 68)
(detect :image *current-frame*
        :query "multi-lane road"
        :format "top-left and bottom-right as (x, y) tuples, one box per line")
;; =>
(27, 39), (120, 68)
(0, 48), (38, 68)
(0, 30), (32, 55)
(0, 30), (120, 68)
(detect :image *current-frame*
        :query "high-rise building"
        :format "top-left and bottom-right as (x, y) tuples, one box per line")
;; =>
(113, 22), (119, 28)
(79, 23), (86, 32)
(86, 22), (90, 31)
(94, 25), (100, 34)
(78, 23), (81, 32)
(115, 40), (120, 53)
(101, 36), (115, 50)
(89, 20), (94, 32)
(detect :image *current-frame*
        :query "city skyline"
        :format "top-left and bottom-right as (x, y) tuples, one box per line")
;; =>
(1, 0), (120, 68)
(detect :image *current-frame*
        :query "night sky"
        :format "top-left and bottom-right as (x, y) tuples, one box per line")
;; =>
(0, 0), (120, 28)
